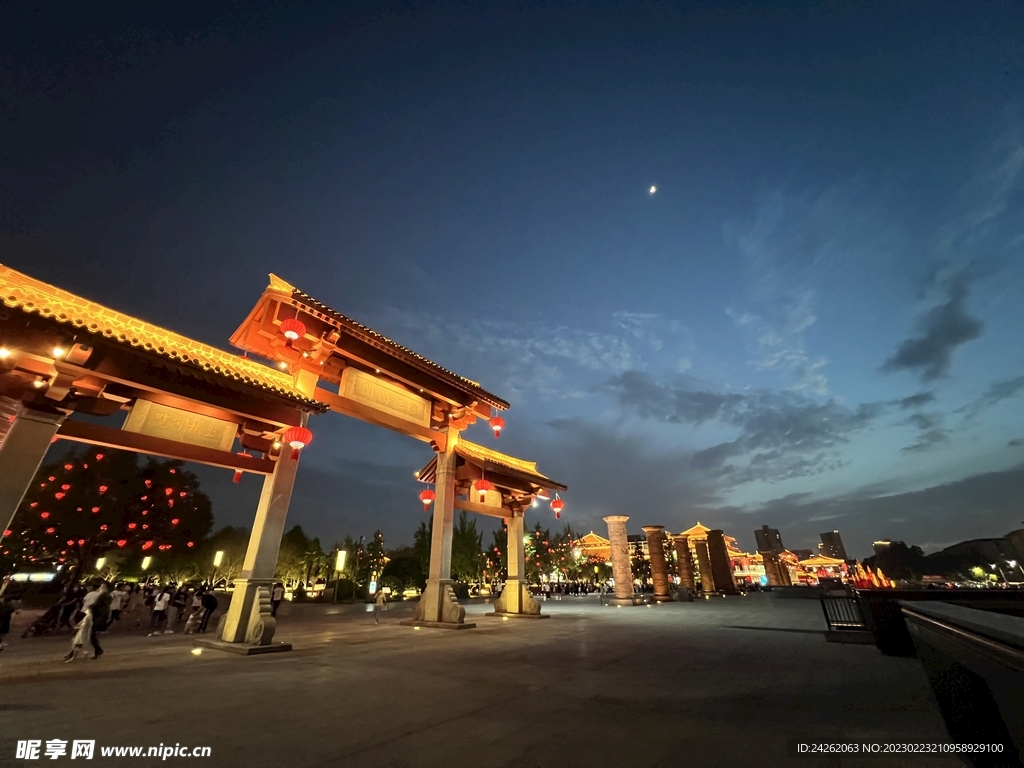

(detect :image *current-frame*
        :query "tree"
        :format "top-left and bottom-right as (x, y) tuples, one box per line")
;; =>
(525, 522), (556, 583)
(366, 530), (386, 583)
(413, 520), (432, 577)
(200, 526), (250, 585)
(3, 447), (212, 592)
(381, 556), (424, 590)
(276, 525), (312, 584)
(485, 523), (508, 584)
(451, 512), (483, 583)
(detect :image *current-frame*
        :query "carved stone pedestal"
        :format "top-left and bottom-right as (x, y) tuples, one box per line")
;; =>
(401, 579), (476, 629)
(487, 578), (549, 619)
(218, 578), (284, 648)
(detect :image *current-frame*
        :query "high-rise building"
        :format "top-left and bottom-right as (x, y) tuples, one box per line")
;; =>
(754, 525), (785, 555)
(872, 539), (904, 556)
(819, 530), (848, 561)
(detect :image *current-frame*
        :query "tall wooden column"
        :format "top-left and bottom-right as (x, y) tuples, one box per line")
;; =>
(409, 428), (471, 627)
(673, 535), (696, 591)
(707, 529), (739, 595)
(642, 525), (672, 601)
(491, 510), (542, 617)
(695, 539), (716, 594)
(0, 405), (66, 541)
(603, 515), (639, 604)
(220, 418), (306, 645)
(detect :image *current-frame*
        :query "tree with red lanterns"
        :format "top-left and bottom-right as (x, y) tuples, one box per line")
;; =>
(2, 447), (212, 605)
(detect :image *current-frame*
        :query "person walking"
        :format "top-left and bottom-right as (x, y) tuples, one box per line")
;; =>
(199, 591), (218, 633)
(373, 588), (388, 624)
(168, 586), (187, 630)
(270, 582), (284, 617)
(64, 607), (92, 662)
(149, 588), (170, 636)
(88, 584), (111, 659)
(109, 584), (128, 623)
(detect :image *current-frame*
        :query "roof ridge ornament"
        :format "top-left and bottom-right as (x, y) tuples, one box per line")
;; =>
(268, 273), (296, 293)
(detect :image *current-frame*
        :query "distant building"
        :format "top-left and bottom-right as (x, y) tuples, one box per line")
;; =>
(790, 549), (814, 562)
(819, 530), (848, 561)
(754, 525), (786, 555)
(872, 539), (905, 556)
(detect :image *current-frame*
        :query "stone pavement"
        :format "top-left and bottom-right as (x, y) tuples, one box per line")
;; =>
(0, 595), (961, 768)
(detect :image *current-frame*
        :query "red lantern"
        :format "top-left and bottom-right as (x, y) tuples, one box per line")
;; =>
(117, 539), (127, 547)
(61, 484), (70, 490)
(171, 518), (179, 525)
(67, 539), (75, 546)
(280, 318), (306, 348)
(99, 525), (108, 531)
(474, 479), (494, 503)
(128, 522), (137, 530)
(95, 453), (104, 460)
(142, 540), (153, 550)
(99, 485), (108, 494)
(233, 452), (253, 483)
(40, 512), (50, 519)
(46, 527), (55, 534)
(419, 488), (436, 509)
(187, 541), (194, 548)
(91, 507), (100, 513)
(2, 529), (11, 537)
(77, 539), (85, 546)
(54, 492), (65, 500)
(551, 498), (565, 520)
(283, 426), (313, 461)
(64, 463), (73, 470)
(489, 416), (505, 438)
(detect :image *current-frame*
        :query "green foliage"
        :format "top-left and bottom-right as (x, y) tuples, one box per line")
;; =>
(413, 520), (431, 576)
(367, 530), (386, 580)
(451, 512), (484, 582)
(381, 555), (424, 589)
(485, 523), (508, 581)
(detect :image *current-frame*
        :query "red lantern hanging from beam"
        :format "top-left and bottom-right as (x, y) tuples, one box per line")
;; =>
(233, 452), (253, 483)
(280, 318), (306, 348)
(283, 426), (313, 461)
(550, 496), (565, 520)
(419, 488), (436, 510)
(489, 416), (505, 438)
(474, 479), (494, 503)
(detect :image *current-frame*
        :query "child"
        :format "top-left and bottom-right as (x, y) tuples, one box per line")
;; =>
(64, 608), (93, 663)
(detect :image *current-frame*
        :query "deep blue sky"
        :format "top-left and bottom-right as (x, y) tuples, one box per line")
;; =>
(3, 1), (1023, 558)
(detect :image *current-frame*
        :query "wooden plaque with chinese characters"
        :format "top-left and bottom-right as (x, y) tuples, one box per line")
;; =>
(340, 368), (431, 428)
(122, 400), (237, 452)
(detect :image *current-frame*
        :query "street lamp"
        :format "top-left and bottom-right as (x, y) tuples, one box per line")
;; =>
(212, 550), (224, 587)
(95, 557), (106, 572)
(333, 549), (347, 603)
(141, 556), (152, 571)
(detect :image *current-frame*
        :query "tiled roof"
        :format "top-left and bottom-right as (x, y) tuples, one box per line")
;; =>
(456, 439), (566, 490)
(270, 274), (509, 410)
(0, 264), (323, 409)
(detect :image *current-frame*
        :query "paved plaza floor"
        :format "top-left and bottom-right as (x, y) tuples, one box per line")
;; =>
(0, 594), (961, 768)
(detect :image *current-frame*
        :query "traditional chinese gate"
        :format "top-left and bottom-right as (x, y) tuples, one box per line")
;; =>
(1, 265), (565, 644)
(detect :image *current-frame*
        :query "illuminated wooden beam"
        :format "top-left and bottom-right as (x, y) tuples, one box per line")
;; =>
(453, 497), (514, 520)
(55, 420), (276, 474)
(313, 386), (440, 445)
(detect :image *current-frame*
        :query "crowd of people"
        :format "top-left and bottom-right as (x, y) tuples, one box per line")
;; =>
(46, 581), (221, 662)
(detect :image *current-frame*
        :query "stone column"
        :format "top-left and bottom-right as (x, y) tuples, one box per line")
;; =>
(409, 428), (469, 626)
(707, 529), (739, 595)
(642, 525), (672, 601)
(492, 510), (541, 617)
(759, 550), (788, 587)
(673, 536), (696, 591)
(0, 405), (66, 540)
(220, 431), (305, 645)
(694, 539), (716, 593)
(603, 515), (636, 602)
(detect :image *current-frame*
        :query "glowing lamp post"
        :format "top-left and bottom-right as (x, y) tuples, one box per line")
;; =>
(141, 556), (152, 571)
(279, 318), (306, 348)
(333, 549), (347, 603)
(282, 426), (313, 461)
(211, 549), (224, 587)
(95, 557), (106, 572)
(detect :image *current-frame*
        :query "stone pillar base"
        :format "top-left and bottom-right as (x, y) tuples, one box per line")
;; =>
(651, 593), (676, 603)
(489, 578), (543, 617)
(218, 578), (279, 646)
(607, 595), (648, 606)
(408, 579), (467, 626)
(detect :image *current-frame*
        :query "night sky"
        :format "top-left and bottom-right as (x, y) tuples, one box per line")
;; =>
(3, 2), (1023, 558)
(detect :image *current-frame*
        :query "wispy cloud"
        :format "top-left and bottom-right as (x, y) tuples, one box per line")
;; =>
(600, 371), (881, 486)
(882, 269), (984, 381)
(957, 375), (1024, 420)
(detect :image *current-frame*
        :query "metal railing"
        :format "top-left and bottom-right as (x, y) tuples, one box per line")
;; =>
(820, 595), (866, 631)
